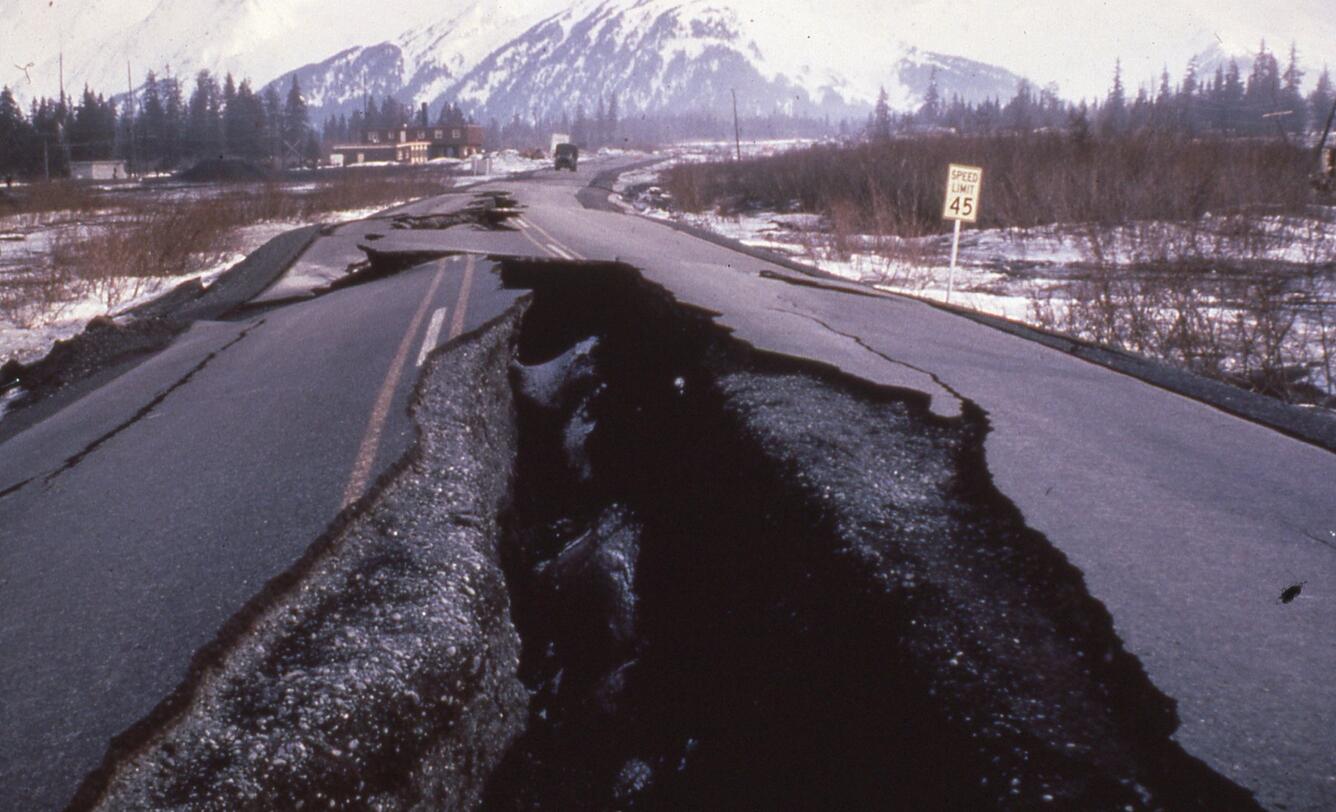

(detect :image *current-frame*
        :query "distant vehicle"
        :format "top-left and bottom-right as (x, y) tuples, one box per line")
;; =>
(554, 143), (579, 172)
(549, 132), (571, 154)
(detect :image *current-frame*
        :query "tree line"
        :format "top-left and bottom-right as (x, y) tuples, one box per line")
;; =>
(320, 99), (474, 145)
(331, 92), (629, 152)
(0, 70), (317, 179)
(869, 41), (1334, 143)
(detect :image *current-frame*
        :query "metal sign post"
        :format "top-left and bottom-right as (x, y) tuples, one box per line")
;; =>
(942, 163), (983, 304)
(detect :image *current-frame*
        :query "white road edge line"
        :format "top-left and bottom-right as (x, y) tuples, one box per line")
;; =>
(527, 218), (585, 260)
(341, 260), (447, 508)
(416, 306), (449, 368)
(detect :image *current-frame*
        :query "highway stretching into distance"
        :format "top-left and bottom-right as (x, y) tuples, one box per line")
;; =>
(1, 157), (1333, 811)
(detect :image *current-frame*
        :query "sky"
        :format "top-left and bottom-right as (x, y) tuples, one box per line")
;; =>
(3, 0), (1334, 104)
(737, 0), (1336, 99)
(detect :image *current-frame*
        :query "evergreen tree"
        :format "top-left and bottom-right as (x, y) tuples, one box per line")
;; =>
(607, 95), (619, 144)
(1068, 101), (1092, 151)
(871, 86), (892, 141)
(187, 70), (222, 159)
(919, 68), (940, 124)
(233, 80), (267, 159)
(262, 85), (282, 161)
(1218, 61), (1244, 134)
(282, 76), (309, 166)
(1003, 79), (1033, 132)
(1279, 43), (1306, 137)
(221, 73), (240, 154)
(70, 86), (116, 161)
(160, 73), (185, 167)
(1180, 56), (1200, 134)
(1244, 41), (1280, 135)
(1310, 67), (1334, 137)
(31, 97), (70, 177)
(1099, 59), (1126, 135)
(139, 71), (168, 166)
(1151, 66), (1173, 131)
(0, 86), (33, 177)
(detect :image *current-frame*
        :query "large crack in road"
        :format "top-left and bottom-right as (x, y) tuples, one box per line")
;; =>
(87, 307), (530, 810)
(84, 258), (1259, 810)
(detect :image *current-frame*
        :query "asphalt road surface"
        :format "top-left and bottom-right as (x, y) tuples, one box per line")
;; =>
(1, 157), (1333, 810)
(0, 253), (523, 810)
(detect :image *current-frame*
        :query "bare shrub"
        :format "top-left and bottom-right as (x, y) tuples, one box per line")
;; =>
(6, 182), (105, 219)
(9, 171), (451, 317)
(0, 264), (78, 328)
(1031, 265), (1336, 402)
(662, 133), (1313, 234)
(825, 197), (863, 260)
(49, 201), (245, 308)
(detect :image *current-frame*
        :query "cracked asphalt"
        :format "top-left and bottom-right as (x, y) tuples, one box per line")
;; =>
(0, 157), (1334, 810)
(0, 252), (522, 810)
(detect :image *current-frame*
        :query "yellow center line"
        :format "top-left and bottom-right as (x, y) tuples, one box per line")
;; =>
(448, 255), (476, 340)
(341, 259), (447, 508)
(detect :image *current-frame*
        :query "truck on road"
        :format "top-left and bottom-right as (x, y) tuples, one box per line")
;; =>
(553, 143), (579, 171)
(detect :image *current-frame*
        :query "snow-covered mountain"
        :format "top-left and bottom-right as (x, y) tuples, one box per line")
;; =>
(6, 0), (1023, 125)
(268, 0), (1025, 126)
(4, 0), (1333, 126)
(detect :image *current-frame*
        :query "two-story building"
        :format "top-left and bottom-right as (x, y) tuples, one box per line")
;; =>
(330, 123), (486, 166)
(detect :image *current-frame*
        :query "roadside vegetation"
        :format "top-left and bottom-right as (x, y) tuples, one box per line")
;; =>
(656, 41), (1336, 406)
(665, 133), (1315, 233)
(661, 132), (1336, 406)
(0, 170), (448, 343)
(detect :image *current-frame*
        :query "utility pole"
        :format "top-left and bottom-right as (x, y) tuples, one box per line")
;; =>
(1317, 97), (1336, 166)
(127, 61), (137, 176)
(731, 88), (741, 161)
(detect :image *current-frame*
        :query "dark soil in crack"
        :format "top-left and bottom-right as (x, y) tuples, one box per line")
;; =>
(481, 259), (1260, 810)
(70, 256), (1263, 811)
(390, 191), (523, 231)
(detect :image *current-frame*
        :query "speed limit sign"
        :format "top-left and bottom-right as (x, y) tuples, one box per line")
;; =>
(942, 163), (983, 303)
(943, 164), (983, 223)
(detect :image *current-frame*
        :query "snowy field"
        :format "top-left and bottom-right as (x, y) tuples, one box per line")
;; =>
(0, 186), (433, 374)
(0, 149), (634, 387)
(614, 148), (1336, 402)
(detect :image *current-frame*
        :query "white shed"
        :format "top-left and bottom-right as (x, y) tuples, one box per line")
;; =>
(70, 160), (129, 181)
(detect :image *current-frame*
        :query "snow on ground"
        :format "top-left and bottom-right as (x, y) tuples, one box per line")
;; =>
(1, 245), (243, 368)
(0, 204), (413, 372)
(612, 161), (673, 196)
(617, 160), (1336, 400)
(0, 154), (573, 379)
(669, 138), (835, 161)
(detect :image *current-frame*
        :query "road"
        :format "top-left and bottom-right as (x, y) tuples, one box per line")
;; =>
(0, 252), (524, 810)
(1, 157), (1333, 810)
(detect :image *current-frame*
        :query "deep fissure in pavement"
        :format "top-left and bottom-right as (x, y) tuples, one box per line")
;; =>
(483, 259), (1259, 810)
(81, 258), (1260, 810)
